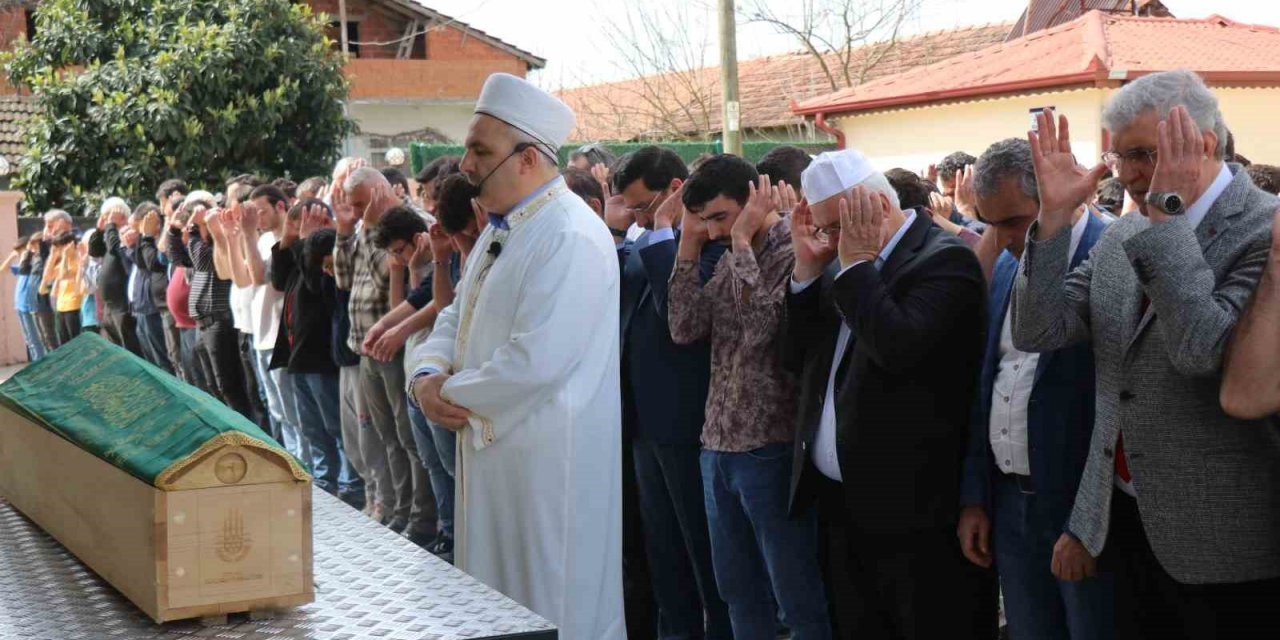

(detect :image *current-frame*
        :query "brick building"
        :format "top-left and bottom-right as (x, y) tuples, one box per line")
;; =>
(0, 1), (544, 167)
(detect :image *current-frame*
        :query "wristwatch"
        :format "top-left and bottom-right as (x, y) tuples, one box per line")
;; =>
(1144, 192), (1186, 216)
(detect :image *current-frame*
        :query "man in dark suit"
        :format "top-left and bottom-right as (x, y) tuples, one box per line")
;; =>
(786, 149), (993, 640)
(958, 138), (1114, 639)
(605, 146), (730, 640)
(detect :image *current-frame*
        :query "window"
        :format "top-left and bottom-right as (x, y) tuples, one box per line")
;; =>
(326, 21), (361, 58)
(24, 8), (37, 42)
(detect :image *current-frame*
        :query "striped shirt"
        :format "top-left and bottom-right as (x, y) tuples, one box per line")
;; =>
(166, 227), (231, 320)
(334, 228), (390, 355)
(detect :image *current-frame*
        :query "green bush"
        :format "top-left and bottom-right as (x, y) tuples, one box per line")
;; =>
(3, 0), (354, 214)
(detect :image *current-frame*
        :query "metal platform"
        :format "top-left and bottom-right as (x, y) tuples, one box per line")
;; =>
(0, 488), (557, 640)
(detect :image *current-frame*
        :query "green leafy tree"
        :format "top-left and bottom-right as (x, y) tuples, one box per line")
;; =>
(2, 0), (354, 214)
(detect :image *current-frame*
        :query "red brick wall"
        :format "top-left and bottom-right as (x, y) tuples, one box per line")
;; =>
(345, 58), (527, 100)
(0, 8), (28, 51)
(305, 0), (525, 68)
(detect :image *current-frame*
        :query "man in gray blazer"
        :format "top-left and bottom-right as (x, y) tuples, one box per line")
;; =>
(1012, 69), (1280, 638)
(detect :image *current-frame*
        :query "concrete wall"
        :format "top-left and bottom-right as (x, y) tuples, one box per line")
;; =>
(831, 88), (1108, 172)
(1216, 87), (1280, 165)
(0, 192), (28, 366)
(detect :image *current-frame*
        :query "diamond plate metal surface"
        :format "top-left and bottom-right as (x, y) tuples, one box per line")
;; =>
(0, 488), (556, 640)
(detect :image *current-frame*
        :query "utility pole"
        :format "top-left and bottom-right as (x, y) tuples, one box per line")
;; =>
(718, 0), (743, 156)
(339, 0), (350, 56)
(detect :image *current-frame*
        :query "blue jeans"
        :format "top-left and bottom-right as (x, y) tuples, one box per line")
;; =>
(408, 400), (454, 536)
(294, 371), (362, 496)
(636, 440), (731, 640)
(254, 348), (309, 465)
(702, 445), (831, 640)
(19, 311), (46, 361)
(995, 474), (1115, 640)
(134, 312), (173, 374)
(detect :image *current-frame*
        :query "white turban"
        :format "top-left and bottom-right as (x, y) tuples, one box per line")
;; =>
(474, 73), (575, 161)
(801, 149), (877, 205)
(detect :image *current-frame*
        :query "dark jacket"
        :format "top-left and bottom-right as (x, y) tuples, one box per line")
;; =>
(619, 230), (724, 445)
(134, 235), (171, 312)
(88, 224), (132, 313)
(785, 214), (986, 534)
(269, 241), (339, 374)
(960, 212), (1106, 531)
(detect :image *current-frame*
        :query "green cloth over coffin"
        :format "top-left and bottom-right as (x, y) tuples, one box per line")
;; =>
(0, 332), (308, 489)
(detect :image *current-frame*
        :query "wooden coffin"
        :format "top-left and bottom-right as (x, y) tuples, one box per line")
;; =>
(0, 333), (314, 622)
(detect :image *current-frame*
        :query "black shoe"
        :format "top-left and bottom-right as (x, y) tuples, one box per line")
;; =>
(387, 516), (409, 534)
(427, 532), (453, 556)
(405, 525), (437, 549)
(338, 491), (366, 512)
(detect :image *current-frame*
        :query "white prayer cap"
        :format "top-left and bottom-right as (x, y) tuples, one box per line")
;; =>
(801, 149), (877, 205)
(474, 73), (575, 160)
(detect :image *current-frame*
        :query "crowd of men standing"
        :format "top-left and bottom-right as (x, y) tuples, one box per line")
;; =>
(7, 67), (1280, 639)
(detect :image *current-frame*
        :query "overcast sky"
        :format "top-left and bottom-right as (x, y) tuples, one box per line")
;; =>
(420, 0), (1280, 89)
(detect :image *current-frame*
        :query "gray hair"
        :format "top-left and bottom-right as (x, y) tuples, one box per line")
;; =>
(99, 197), (129, 217)
(343, 166), (389, 193)
(974, 138), (1039, 203)
(44, 209), (72, 225)
(1102, 69), (1228, 159)
(859, 171), (901, 211)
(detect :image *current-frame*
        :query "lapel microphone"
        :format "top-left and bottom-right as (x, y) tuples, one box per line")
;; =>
(488, 240), (502, 258)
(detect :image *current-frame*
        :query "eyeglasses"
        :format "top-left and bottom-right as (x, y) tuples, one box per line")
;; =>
(625, 191), (662, 215)
(1102, 148), (1158, 170)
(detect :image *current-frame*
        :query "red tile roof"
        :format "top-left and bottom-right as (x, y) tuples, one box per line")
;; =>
(795, 12), (1280, 116)
(556, 23), (1010, 142)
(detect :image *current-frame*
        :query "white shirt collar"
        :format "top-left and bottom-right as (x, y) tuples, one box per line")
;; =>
(1184, 163), (1232, 230)
(1068, 206), (1090, 259)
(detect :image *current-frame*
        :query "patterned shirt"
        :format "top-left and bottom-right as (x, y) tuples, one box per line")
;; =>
(668, 217), (799, 452)
(334, 227), (390, 355)
(166, 226), (231, 320)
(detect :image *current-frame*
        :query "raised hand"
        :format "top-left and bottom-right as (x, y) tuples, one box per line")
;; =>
(409, 231), (432, 269)
(791, 198), (837, 282)
(653, 182), (686, 231)
(591, 163), (612, 199)
(1147, 105), (1207, 223)
(470, 198), (489, 232)
(428, 222), (453, 260)
(603, 193), (633, 234)
(838, 186), (884, 268)
(1029, 109), (1108, 238)
(954, 165), (979, 219)
(240, 202), (259, 234)
(776, 180), (798, 217)
(926, 163), (939, 185)
(142, 210), (162, 237)
(332, 186), (357, 234)
(731, 174), (777, 251)
(676, 208), (709, 261)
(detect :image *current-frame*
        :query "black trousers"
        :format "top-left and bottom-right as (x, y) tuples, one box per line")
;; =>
(34, 309), (58, 351)
(238, 331), (271, 434)
(100, 308), (143, 355)
(621, 436), (657, 640)
(55, 310), (80, 346)
(195, 315), (252, 419)
(1106, 490), (1280, 639)
(815, 474), (998, 640)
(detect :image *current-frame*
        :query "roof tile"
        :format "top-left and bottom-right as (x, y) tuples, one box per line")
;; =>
(796, 12), (1280, 115)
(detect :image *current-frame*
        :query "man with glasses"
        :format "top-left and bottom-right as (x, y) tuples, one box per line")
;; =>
(1013, 70), (1280, 637)
(335, 166), (437, 545)
(608, 145), (730, 639)
(958, 138), (1113, 639)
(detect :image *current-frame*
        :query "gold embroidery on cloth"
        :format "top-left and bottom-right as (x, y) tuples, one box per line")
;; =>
(153, 432), (310, 490)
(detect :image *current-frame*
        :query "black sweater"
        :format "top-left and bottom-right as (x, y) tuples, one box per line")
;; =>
(268, 241), (338, 374)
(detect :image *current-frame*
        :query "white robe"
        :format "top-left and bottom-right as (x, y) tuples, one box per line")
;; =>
(409, 177), (625, 640)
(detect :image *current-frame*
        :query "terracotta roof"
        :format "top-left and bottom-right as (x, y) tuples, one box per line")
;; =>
(0, 95), (36, 165)
(1005, 0), (1171, 41)
(796, 12), (1280, 116)
(556, 23), (1010, 142)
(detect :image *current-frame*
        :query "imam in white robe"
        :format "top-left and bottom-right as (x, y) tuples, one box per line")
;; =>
(409, 176), (625, 640)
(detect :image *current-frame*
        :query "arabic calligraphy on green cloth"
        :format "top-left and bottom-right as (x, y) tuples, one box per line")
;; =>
(0, 332), (307, 488)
